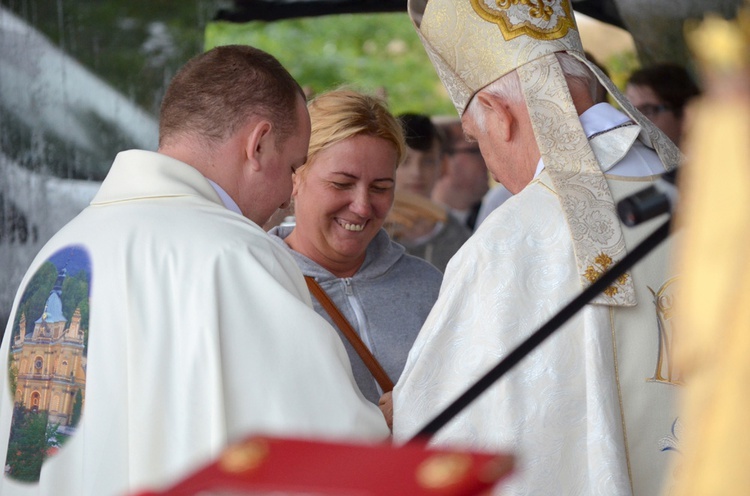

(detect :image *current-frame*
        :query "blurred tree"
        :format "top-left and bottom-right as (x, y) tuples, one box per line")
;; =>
(61, 271), (89, 323)
(2, 0), (742, 116)
(0, 0), (215, 114)
(5, 409), (53, 483)
(205, 13), (457, 116)
(11, 261), (57, 342)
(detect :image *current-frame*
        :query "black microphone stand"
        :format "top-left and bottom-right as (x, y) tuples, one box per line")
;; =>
(410, 215), (673, 441)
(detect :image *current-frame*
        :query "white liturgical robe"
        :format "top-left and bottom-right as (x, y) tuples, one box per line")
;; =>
(0, 150), (389, 496)
(393, 104), (680, 496)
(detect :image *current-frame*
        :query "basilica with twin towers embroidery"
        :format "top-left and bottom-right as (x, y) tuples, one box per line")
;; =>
(9, 266), (86, 428)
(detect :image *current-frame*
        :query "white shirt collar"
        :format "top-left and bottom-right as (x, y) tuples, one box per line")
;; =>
(579, 102), (631, 139)
(207, 179), (243, 215)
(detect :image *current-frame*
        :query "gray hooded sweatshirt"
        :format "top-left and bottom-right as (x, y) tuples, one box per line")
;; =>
(269, 226), (443, 404)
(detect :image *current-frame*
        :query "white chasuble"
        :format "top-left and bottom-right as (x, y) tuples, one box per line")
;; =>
(0, 150), (389, 496)
(394, 172), (679, 496)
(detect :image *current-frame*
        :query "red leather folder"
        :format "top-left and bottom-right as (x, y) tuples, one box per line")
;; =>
(132, 435), (513, 496)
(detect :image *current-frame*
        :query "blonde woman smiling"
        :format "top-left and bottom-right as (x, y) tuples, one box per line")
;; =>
(269, 90), (442, 425)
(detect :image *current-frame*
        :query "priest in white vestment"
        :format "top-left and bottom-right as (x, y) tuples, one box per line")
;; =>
(0, 45), (388, 496)
(394, 1), (683, 495)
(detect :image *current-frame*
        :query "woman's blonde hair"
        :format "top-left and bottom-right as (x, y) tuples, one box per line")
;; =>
(296, 89), (406, 177)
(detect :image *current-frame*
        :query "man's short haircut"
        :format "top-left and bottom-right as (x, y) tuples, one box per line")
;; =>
(627, 63), (701, 118)
(159, 44), (304, 148)
(466, 52), (596, 132)
(398, 113), (444, 152)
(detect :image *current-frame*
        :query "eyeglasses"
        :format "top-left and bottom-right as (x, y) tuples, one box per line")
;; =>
(636, 103), (673, 119)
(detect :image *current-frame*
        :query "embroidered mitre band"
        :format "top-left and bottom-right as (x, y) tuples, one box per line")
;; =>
(408, 0), (681, 305)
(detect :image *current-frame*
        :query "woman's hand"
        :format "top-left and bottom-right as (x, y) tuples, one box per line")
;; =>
(378, 391), (393, 431)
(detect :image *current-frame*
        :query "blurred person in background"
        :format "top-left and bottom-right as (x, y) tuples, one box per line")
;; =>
(626, 62), (701, 148)
(388, 113), (471, 272)
(431, 117), (489, 231)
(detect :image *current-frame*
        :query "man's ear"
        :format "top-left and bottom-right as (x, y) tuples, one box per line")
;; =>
(476, 92), (513, 142)
(245, 119), (274, 172)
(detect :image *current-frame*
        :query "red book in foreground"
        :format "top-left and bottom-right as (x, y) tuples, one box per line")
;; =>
(132, 435), (513, 496)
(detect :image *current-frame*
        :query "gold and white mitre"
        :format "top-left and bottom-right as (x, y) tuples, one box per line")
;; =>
(407, 0), (680, 305)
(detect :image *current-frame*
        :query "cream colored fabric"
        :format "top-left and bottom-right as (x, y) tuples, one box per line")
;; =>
(520, 53), (634, 305)
(589, 121), (640, 170)
(409, 0), (580, 115)
(394, 176), (679, 496)
(407, 0), (682, 173)
(667, 13), (750, 495)
(670, 100), (750, 495)
(393, 113), (680, 495)
(0, 150), (389, 496)
(408, 0), (680, 301)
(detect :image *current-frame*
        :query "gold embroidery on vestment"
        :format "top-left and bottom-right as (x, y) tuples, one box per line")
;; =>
(647, 277), (681, 385)
(471, 0), (576, 41)
(584, 252), (630, 297)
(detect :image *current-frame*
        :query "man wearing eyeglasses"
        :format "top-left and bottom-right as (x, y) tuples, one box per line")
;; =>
(625, 63), (702, 148)
(431, 117), (490, 231)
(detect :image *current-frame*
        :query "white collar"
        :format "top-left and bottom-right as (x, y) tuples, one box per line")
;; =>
(579, 102), (631, 139)
(207, 179), (243, 215)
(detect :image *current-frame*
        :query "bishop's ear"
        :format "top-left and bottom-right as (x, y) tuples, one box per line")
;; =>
(476, 92), (514, 142)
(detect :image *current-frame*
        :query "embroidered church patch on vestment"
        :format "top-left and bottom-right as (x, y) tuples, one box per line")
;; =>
(5, 246), (91, 483)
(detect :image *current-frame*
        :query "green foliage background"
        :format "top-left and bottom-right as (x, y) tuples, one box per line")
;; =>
(6, 410), (49, 482)
(12, 263), (57, 342)
(1, 2), (639, 120)
(205, 14), (457, 117)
